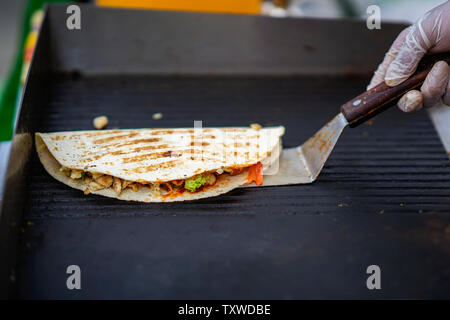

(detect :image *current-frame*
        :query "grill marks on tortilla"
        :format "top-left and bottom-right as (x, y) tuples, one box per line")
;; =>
(122, 151), (174, 164)
(50, 135), (67, 141)
(82, 142), (169, 161)
(127, 159), (182, 173)
(83, 131), (260, 164)
(150, 129), (190, 135)
(38, 127), (284, 184)
(131, 144), (170, 153)
(106, 138), (162, 149)
(93, 133), (140, 144)
(120, 148), (233, 164)
(190, 141), (210, 147)
(82, 140), (265, 165)
(69, 130), (127, 138)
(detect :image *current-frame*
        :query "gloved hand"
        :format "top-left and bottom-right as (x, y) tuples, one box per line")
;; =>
(368, 0), (450, 112)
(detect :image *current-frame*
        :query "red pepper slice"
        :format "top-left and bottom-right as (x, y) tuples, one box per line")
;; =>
(247, 162), (263, 185)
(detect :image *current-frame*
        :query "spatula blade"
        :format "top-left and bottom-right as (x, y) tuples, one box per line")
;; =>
(245, 113), (348, 187)
(298, 113), (348, 182)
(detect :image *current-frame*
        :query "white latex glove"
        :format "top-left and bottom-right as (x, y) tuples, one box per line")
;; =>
(368, 0), (450, 112)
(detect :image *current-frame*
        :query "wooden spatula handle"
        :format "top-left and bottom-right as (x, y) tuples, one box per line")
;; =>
(341, 52), (450, 127)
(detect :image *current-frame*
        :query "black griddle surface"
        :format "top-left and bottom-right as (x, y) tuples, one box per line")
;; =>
(15, 75), (450, 299)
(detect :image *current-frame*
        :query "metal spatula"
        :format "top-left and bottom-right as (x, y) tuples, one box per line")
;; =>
(260, 52), (450, 186)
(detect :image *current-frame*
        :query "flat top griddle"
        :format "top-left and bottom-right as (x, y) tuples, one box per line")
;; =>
(14, 74), (450, 299)
(1, 5), (449, 299)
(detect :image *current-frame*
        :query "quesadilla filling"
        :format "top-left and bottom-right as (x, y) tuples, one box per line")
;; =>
(59, 162), (263, 196)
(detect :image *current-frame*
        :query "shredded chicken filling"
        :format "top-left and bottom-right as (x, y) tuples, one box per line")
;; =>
(59, 165), (247, 196)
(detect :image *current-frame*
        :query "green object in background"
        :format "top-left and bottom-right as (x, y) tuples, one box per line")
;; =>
(336, 0), (358, 17)
(0, 0), (69, 142)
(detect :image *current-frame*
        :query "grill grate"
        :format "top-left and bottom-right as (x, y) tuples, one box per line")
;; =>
(15, 74), (450, 299)
(24, 75), (450, 218)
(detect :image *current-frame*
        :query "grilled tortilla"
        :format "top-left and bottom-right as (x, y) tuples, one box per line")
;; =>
(35, 127), (284, 202)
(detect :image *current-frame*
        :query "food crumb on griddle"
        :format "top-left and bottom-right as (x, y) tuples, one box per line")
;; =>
(93, 116), (108, 129)
(250, 123), (262, 130)
(152, 112), (163, 120)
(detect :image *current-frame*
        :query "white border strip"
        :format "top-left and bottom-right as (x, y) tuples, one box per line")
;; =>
(428, 102), (450, 158)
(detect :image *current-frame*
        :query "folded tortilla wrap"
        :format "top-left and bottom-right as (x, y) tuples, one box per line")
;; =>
(35, 127), (284, 202)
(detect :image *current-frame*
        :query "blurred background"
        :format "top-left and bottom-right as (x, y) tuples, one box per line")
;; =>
(0, 1), (25, 85)
(0, 0), (446, 90)
(0, 0), (447, 144)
